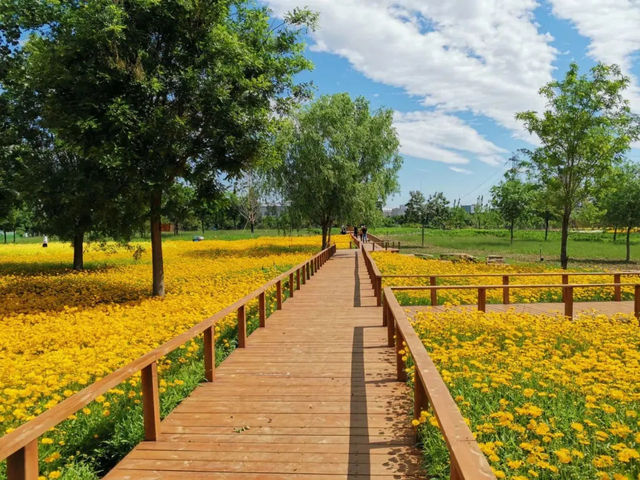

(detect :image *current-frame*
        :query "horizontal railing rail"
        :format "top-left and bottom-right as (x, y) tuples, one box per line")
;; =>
(383, 287), (496, 480)
(390, 283), (640, 319)
(0, 244), (337, 480)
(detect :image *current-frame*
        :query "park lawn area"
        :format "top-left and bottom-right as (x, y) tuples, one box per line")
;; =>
(409, 309), (640, 480)
(0, 234), (349, 479)
(372, 227), (640, 268)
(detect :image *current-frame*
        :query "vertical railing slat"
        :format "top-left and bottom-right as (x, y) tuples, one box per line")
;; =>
(259, 292), (266, 328)
(237, 305), (246, 348)
(203, 326), (215, 382)
(6, 440), (39, 480)
(141, 361), (161, 441)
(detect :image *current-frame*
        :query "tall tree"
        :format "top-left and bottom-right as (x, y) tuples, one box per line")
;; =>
(277, 94), (402, 248)
(424, 192), (450, 229)
(516, 63), (640, 268)
(404, 191), (425, 224)
(21, 1), (316, 295)
(491, 171), (533, 244)
(600, 163), (640, 262)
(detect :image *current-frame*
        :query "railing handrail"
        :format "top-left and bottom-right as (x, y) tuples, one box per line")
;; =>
(384, 287), (496, 480)
(0, 244), (337, 466)
(390, 282), (640, 291)
(381, 271), (640, 279)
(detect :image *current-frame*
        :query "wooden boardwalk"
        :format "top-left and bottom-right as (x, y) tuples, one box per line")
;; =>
(105, 249), (423, 480)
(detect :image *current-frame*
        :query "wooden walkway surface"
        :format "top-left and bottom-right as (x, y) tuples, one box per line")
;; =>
(105, 249), (422, 480)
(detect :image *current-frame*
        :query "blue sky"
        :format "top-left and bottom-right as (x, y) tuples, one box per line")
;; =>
(263, 0), (640, 209)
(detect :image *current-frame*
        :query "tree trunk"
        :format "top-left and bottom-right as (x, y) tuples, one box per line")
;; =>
(626, 226), (631, 263)
(510, 221), (514, 245)
(544, 217), (549, 241)
(250, 222), (254, 234)
(560, 208), (571, 269)
(327, 221), (332, 247)
(151, 191), (165, 297)
(201, 220), (205, 235)
(174, 222), (179, 236)
(3, 231), (6, 244)
(321, 223), (329, 249)
(421, 225), (425, 247)
(614, 226), (618, 242)
(73, 231), (84, 271)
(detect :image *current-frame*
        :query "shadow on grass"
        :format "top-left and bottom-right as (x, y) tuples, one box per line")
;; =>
(0, 274), (150, 316)
(180, 244), (315, 260)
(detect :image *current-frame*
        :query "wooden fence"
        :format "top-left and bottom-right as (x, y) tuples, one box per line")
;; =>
(383, 288), (496, 480)
(0, 245), (337, 480)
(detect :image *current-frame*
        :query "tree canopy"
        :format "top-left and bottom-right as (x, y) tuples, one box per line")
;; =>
(516, 62), (640, 268)
(6, 0), (315, 293)
(277, 93), (402, 248)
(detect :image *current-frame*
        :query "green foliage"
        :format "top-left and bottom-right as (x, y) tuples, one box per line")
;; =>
(516, 62), (640, 268)
(490, 170), (534, 243)
(404, 191), (426, 223)
(276, 93), (402, 247)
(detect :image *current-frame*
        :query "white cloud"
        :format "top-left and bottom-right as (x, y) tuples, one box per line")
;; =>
(393, 111), (507, 165)
(450, 166), (473, 174)
(549, 1), (640, 107)
(267, 0), (557, 131)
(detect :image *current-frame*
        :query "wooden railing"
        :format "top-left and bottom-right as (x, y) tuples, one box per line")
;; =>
(390, 283), (640, 320)
(367, 233), (400, 251)
(383, 287), (496, 480)
(0, 244), (337, 480)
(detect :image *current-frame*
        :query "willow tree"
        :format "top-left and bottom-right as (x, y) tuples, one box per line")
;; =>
(516, 63), (640, 269)
(278, 94), (402, 248)
(21, 1), (316, 295)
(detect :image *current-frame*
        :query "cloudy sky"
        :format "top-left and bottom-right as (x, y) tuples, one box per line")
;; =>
(263, 0), (640, 208)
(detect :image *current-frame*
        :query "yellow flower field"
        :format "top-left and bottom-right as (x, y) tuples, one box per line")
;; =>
(0, 235), (348, 434)
(410, 309), (640, 479)
(373, 252), (640, 305)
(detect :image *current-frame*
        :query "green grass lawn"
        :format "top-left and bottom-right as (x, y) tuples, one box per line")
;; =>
(372, 227), (640, 269)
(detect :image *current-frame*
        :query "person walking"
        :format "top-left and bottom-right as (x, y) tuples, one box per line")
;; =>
(42, 235), (49, 248)
(362, 225), (368, 243)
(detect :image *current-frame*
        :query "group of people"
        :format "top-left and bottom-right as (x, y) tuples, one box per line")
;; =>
(352, 225), (368, 243)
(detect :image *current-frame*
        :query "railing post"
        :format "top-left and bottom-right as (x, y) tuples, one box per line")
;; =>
(396, 331), (407, 382)
(387, 304), (395, 347)
(450, 459), (463, 480)
(614, 273), (621, 301)
(276, 280), (282, 310)
(203, 326), (215, 382)
(301, 266), (306, 285)
(562, 274), (569, 302)
(564, 286), (573, 319)
(502, 275), (509, 304)
(141, 361), (161, 441)
(259, 291), (266, 328)
(296, 268), (301, 290)
(289, 273), (294, 298)
(377, 276), (382, 307)
(372, 242), (375, 251)
(478, 287), (486, 312)
(635, 285), (640, 319)
(306, 262), (311, 280)
(6, 440), (39, 480)
(382, 295), (388, 327)
(413, 374), (428, 427)
(237, 305), (246, 348)
(429, 276), (437, 306)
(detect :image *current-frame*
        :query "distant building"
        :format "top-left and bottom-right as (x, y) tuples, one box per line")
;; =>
(383, 205), (407, 217)
(461, 204), (475, 214)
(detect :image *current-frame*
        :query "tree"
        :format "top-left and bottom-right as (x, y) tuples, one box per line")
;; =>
(491, 171), (533, 244)
(236, 171), (265, 234)
(404, 191), (425, 224)
(516, 63), (640, 268)
(424, 192), (450, 229)
(600, 163), (640, 262)
(277, 94), (402, 248)
(21, 1), (316, 295)
(531, 184), (559, 241)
